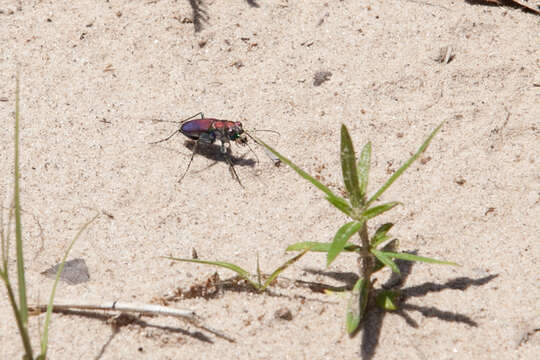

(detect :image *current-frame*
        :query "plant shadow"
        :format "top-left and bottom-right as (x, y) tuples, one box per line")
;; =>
(187, 0), (260, 33)
(301, 254), (498, 360)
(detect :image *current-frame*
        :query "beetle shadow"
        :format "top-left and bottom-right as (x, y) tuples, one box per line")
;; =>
(300, 254), (498, 360)
(184, 140), (257, 168)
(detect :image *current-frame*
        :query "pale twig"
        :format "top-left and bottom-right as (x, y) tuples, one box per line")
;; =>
(29, 301), (235, 342)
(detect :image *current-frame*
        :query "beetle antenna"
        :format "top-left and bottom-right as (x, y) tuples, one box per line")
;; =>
(250, 129), (281, 138)
(150, 118), (183, 124)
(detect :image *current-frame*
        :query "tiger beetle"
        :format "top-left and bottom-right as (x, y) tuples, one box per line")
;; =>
(150, 112), (279, 186)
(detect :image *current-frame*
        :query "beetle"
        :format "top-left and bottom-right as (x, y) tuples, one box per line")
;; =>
(150, 112), (275, 186)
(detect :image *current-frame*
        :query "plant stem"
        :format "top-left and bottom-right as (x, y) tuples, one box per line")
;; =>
(358, 223), (374, 286)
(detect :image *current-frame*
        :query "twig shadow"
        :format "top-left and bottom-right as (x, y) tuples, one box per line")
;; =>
(464, 0), (537, 14)
(41, 308), (213, 360)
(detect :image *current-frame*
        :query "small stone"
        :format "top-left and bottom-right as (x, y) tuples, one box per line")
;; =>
(274, 307), (293, 321)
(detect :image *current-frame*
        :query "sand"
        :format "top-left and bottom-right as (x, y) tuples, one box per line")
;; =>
(1, 0), (539, 359)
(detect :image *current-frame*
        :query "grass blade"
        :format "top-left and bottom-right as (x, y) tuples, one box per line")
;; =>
(286, 241), (359, 252)
(371, 249), (400, 275)
(381, 251), (460, 266)
(346, 277), (369, 334)
(367, 122), (444, 206)
(14, 75), (29, 326)
(256, 253), (262, 288)
(262, 248), (310, 290)
(340, 125), (362, 208)
(370, 223), (394, 248)
(164, 257), (258, 289)
(1, 273), (34, 357)
(325, 195), (353, 217)
(357, 142), (371, 202)
(250, 134), (339, 199)
(327, 221), (364, 267)
(40, 211), (100, 357)
(362, 202), (401, 220)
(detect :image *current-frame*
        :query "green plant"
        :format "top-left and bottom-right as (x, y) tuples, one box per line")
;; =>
(1, 75), (98, 359)
(253, 123), (458, 334)
(165, 249), (310, 293)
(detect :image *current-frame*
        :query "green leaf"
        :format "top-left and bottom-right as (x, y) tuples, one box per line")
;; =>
(249, 134), (339, 199)
(325, 195), (353, 217)
(367, 122), (444, 206)
(357, 142), (371, 202)
(327, 221), (364, 267)
(381, 251), (460, 266)
(340, 125), (362, 208)
(346, 277), (369, 334)
(165, 257), (259, 289)
(362, 202), (401, 220)
(375, 290), (400, 311)
(371, 223), (394, 248)
(263, 249), (310, 290)
(373, 239), (399, 273)
(372, 249), (400, 275)
(286, 241), (359, 252)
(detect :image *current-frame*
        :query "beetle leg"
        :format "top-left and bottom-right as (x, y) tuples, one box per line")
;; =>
(198, 131), (215, 145)
(224, 146), (243, 188)
(178, 140), (199, 184)
(218, 139), (243, 187)
(180, 112), (205, 124)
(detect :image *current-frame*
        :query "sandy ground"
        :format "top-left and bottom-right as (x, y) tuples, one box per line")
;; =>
(1, 0), (539, 359)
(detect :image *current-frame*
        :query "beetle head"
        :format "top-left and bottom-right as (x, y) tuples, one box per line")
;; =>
(228, 121), (244, 141)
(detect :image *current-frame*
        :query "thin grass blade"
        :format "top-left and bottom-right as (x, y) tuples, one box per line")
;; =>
(262, 248), (310, 290)
(286, 241), (359, 252)
(250, 134), (339, 199)
(13, 75), (29, 326)
(370, 223), (394, 248)
(340, 125), (362, 208)
(346, 277), (369, 335)
(362, 202), (401, 220)
(164, 257), (259, 288)
(1, 206), (6, 268)
(2, 74), (34, 359)
(381, 251), (460, 266)
(357, 142), (371, 203)
(256, 252), (262, 288)
(1, 272), (34, 357)
(327, 221), (364, 267)
(371, 249), (400, 275)
(367, 122), (444, 206)
(40, 211), (100, 357)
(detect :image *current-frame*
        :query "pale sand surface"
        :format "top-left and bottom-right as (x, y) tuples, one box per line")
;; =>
(1, 1), (539, 359)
